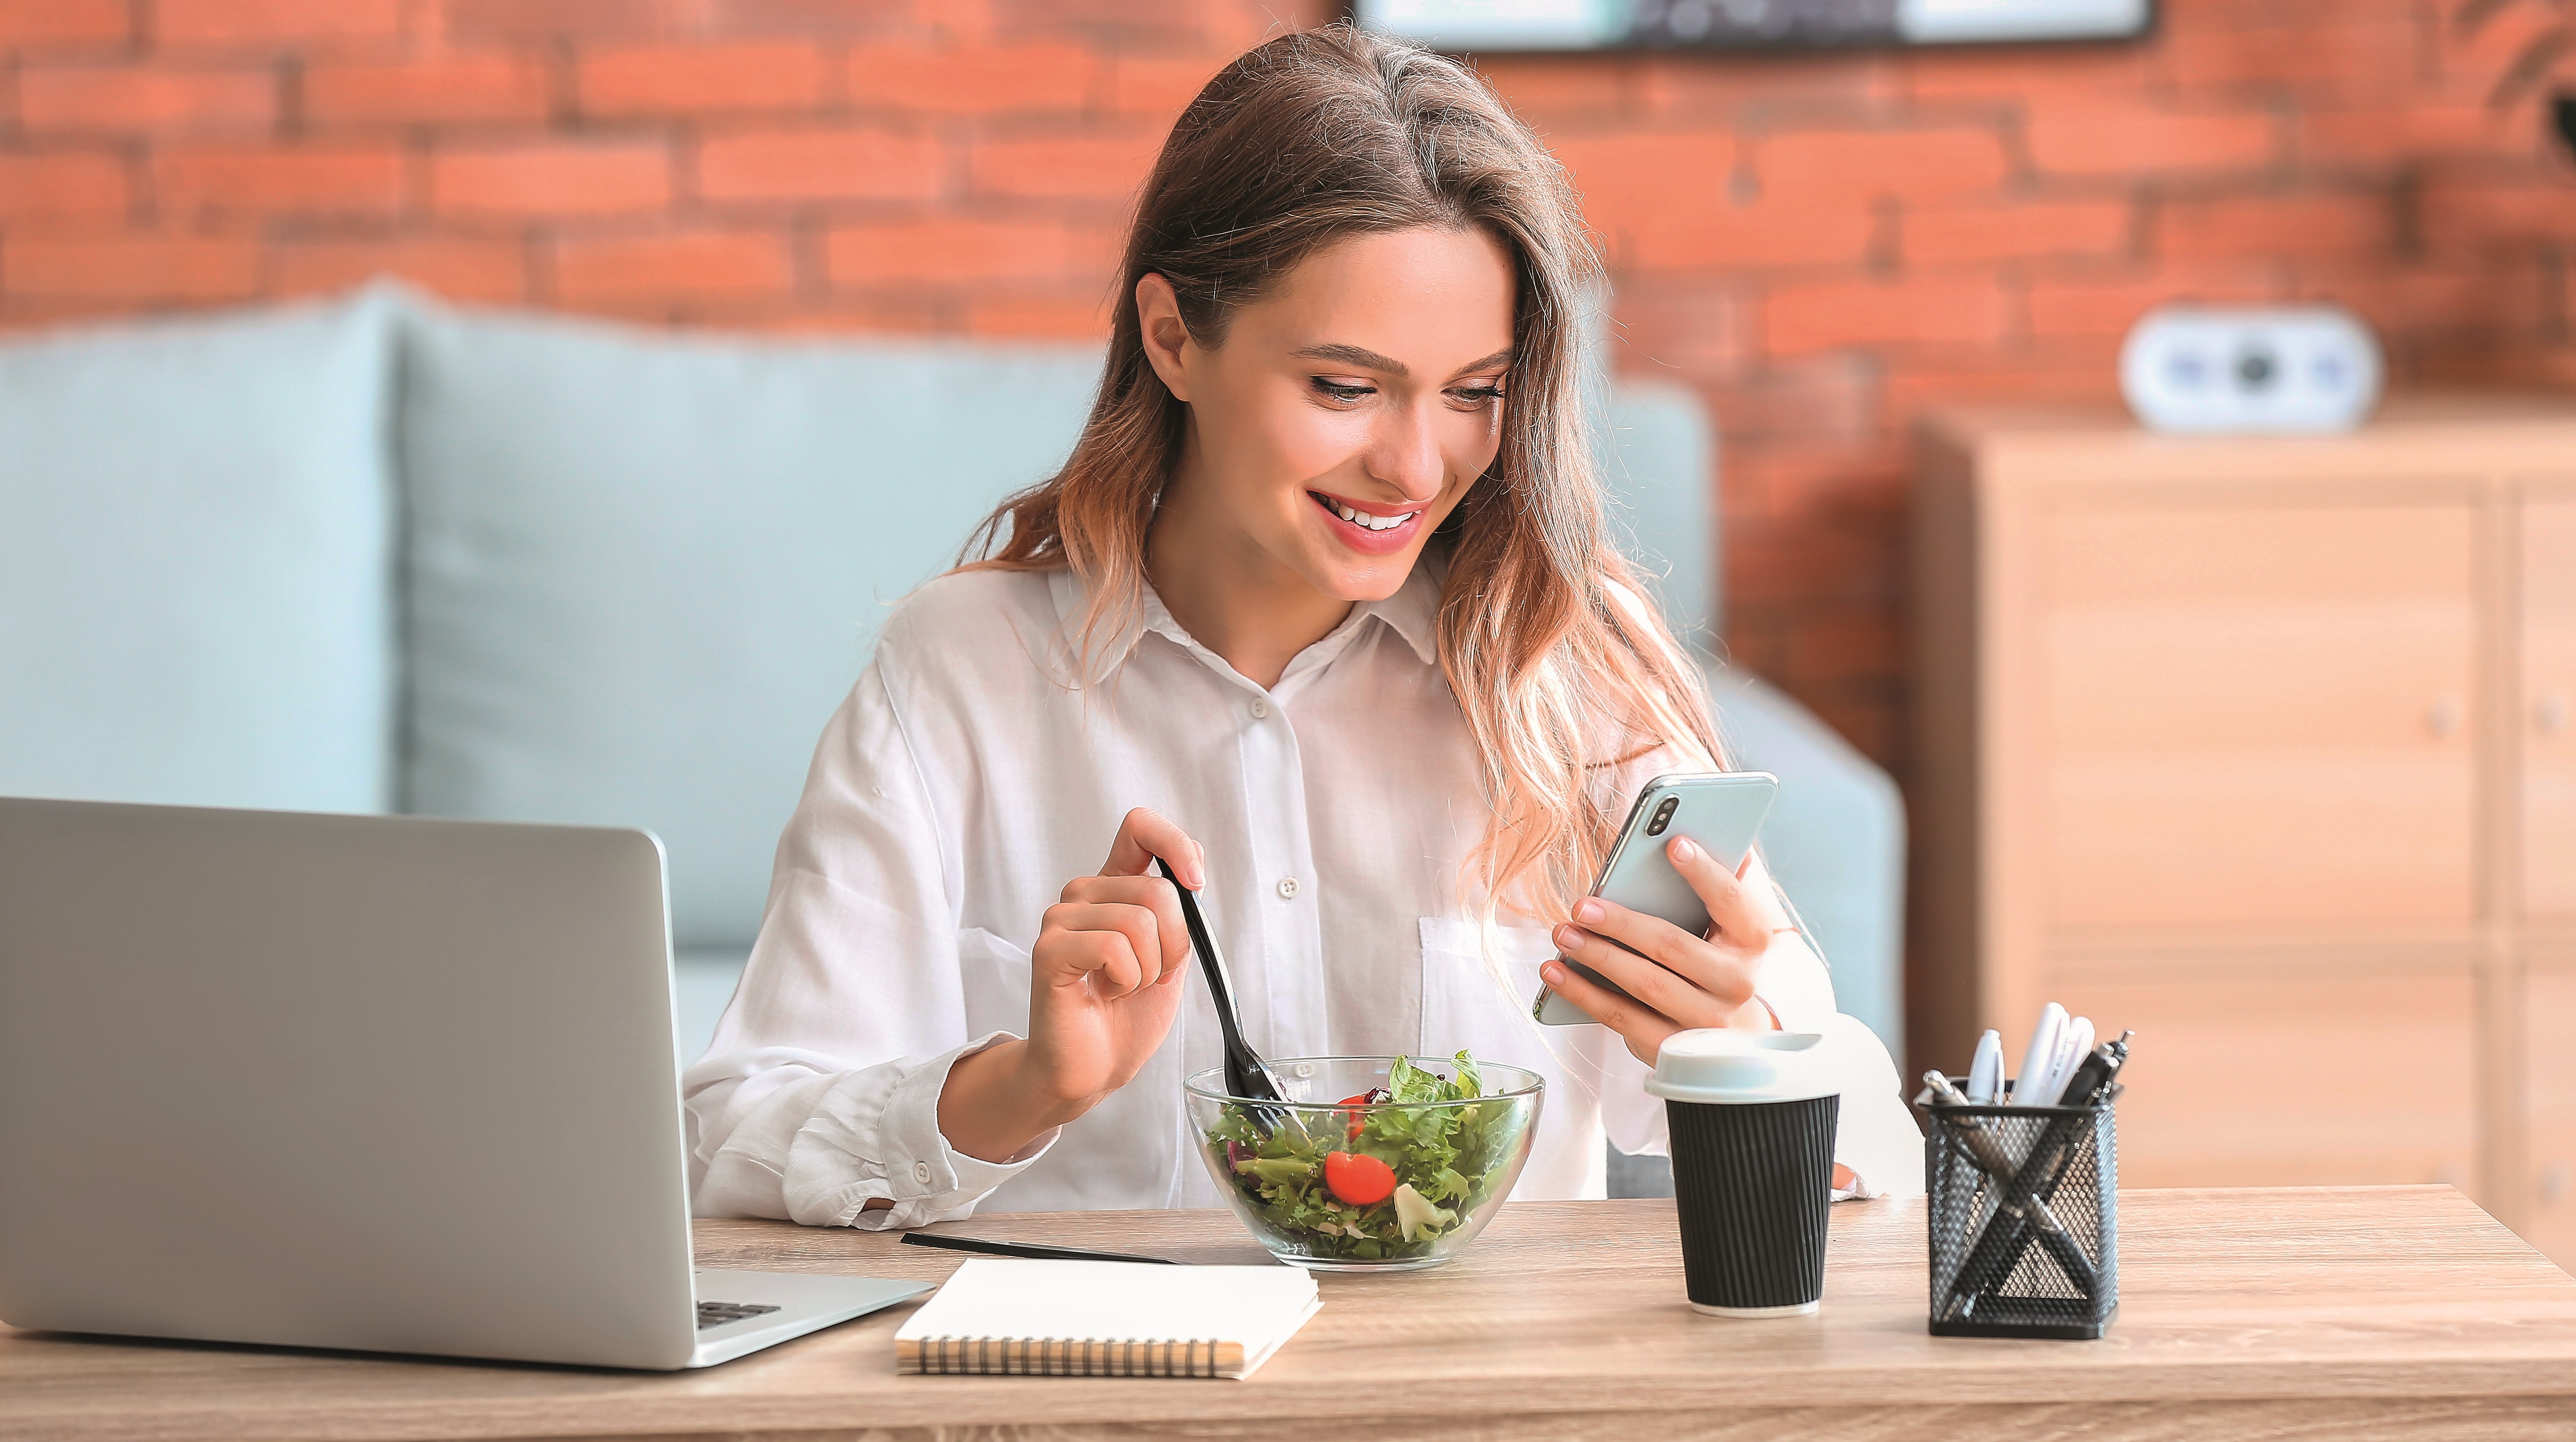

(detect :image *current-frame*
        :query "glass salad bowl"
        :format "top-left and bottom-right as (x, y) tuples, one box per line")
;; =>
(1184, 1054), (1543, 1271)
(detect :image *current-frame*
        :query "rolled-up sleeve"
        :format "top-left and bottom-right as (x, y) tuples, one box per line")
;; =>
(684, 658), (1049, 1226)
(1753, 925), (1923, 1198)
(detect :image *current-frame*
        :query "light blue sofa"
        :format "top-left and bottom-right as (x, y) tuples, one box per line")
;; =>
(0, 284), (1903, 1100)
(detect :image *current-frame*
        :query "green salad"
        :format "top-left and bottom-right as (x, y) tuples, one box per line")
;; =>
(1202, 1051), (1526, 1262)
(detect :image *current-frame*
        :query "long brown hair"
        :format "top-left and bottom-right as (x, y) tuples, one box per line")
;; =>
(964, 23), (1720, 925)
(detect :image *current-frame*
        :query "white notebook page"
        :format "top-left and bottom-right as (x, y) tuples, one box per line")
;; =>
(896, 1260), (1320, 1374)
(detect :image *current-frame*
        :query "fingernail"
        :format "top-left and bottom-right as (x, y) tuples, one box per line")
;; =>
(1670, 835), (1699, 863)
(1541, 961), (1566, 986)
(1554, 924), (1585, 951)
(1573, 897), (1604, 925)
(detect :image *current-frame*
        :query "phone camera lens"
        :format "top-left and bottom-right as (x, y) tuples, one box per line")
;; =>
(1645, 796), (1679, 836)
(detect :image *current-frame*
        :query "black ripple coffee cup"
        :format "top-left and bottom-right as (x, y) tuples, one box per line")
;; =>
(1647, 1029), (1840, 1318)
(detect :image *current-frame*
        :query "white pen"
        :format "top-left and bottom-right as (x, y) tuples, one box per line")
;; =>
(2011, 1002), (2066, 1104)
(2039, 1016), (2095, 1107)
(1966, 1029), (2003, 1104)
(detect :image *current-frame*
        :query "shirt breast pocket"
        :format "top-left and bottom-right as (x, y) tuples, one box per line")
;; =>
(1418, 914), (1598, 1200)
(1416, 915), (1556, 1077)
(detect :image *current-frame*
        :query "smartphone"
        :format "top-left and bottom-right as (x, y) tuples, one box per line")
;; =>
(1530, 771), (1779, 1027)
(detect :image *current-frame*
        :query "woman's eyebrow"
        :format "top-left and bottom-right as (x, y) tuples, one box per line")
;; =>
(1290, 343), (1514, 379)
(1293, 342), (1407, 375)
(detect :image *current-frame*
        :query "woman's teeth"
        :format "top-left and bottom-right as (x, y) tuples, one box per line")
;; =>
(1331, 501), (1415, 532)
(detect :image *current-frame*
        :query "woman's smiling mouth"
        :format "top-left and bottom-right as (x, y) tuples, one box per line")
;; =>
(1306, 489), (1426, 554)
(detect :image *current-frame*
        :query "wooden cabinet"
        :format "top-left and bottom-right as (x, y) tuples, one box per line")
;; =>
(2532, 497), (2576, 923)
(1914, 397), (2576, 1266)
(2050, 966), (2479, 1190)
(2526, 966), (2576, 1266)
(2038, 502), (2480, 933)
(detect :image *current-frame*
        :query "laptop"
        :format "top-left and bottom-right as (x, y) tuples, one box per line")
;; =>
(0, 797), (929, 1369)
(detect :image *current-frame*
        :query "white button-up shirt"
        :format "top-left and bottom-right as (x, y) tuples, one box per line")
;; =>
(684, 564), (1922, 1228)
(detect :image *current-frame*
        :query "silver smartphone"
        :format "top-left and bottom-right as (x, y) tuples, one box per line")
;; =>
(1530, 771), (1779, 1027)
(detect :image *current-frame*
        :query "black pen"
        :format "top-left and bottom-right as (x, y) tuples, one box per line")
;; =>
(901, 1231), (1181, 1266)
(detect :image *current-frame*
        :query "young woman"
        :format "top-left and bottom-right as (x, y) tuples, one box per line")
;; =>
(684, 24), (1919, 1228)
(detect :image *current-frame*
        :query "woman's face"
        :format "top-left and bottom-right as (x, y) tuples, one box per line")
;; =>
(1139, 225), (1517, 602)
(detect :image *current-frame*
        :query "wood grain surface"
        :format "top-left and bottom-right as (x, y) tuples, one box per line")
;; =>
(7, 1188), (2576, 1442)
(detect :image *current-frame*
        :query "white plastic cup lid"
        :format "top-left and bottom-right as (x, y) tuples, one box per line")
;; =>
(1646, 1028), (1836, 1104)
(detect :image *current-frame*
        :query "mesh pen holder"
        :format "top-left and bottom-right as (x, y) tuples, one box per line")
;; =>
(1918, 1087), (2118, 1340)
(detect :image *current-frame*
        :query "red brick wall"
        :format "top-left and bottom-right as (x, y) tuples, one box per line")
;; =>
(2, 0), (2569, 773)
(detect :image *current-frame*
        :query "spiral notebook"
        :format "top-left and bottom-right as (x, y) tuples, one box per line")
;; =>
(894, 1259), (1320, 1380)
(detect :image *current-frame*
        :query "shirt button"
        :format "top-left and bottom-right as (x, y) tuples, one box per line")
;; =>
(1276, 876), (1299, 899)
(1249, 698), (1270, 719)
(913, 1161), (933, 1185)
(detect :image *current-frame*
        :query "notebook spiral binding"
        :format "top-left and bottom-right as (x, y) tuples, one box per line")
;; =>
(906, 1335), (1229, 1378)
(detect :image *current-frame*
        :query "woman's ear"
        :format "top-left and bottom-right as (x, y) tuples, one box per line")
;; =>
(1134, 273), (1195, 403)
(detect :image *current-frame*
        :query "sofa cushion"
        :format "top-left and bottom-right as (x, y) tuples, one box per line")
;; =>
(398, 305), (1100, 947)
(0, 294), (398, 812)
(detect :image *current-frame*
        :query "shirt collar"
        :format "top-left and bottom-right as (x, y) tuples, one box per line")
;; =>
(1357, 554), (1443, 667)
(1043, 554), (1443, 687)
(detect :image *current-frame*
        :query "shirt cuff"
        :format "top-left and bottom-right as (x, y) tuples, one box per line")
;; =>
(876, 1031), (1061, 1226)
(782, 1031), (1059, 1230)
(944, 1133), (1053, 1196)
(1831, 1173), (1880, 1202)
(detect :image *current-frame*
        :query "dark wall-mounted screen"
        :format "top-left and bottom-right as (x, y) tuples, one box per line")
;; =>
(1354, 0), (2151, 50)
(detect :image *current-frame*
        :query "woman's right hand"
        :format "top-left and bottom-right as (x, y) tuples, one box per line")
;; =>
(937, 808), (1202, 1163)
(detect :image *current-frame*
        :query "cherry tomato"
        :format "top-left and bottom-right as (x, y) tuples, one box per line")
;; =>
(1323, 1151), (1396, 1206)
(1335, 1092), (1373, 1140)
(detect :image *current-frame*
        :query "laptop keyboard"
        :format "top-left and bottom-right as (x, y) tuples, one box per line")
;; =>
(697, 1301), (783, 1330)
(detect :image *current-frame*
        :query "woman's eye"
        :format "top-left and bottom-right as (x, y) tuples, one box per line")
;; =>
(1309, 378), (1375, 402)
(1449, 384), (1505, 407)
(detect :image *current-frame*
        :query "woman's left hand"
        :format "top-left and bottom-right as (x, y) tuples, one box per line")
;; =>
(1540, 833), (1790, 1068)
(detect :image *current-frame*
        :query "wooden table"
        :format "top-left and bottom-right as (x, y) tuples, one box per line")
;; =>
(9, 1188), (2576, 1440)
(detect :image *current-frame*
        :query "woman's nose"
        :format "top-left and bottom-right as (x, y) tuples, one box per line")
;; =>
(1364, 403), (1447, 503)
